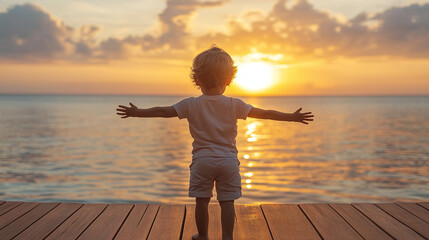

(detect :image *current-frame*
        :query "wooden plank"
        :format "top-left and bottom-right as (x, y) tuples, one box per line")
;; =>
(181, 205), (197, 240)
(353, 203), (424, 240)
(147, 204), (185, 240)
(182, 204), (223, 240)
(0, 202), (59, 239)
(0, 202), (39, 229)
(45, 203), (107, 240)
(0, 201), (23, 216)
(234, 204), (272, 240)
(397, 203), (429, 223)
(261, 204), (320, 240)
(114, 204), (148, 240)
(376, 203), (429, 239)
(115, 204), (160, 240)
(417, 202), (429, 211)
(78, 204), (133, 240)
(300, 203), (363, 240)
(207, 204), (222, 240)
(14, 202), (82, 240)
(1, 201), (426, 240)
(330, 203), (392, 240)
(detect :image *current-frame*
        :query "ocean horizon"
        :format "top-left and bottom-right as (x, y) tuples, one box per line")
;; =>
(1, 94), (428, 204)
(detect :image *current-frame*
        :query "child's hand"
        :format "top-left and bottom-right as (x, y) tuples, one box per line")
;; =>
(292, 108), (314, 124)
(116, 102), (139, 118)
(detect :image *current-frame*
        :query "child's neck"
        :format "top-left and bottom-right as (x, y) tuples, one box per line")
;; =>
(201, 86), (226, 96)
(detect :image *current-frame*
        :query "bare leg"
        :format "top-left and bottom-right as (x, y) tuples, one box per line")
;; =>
(219, 200), (235, 240)
(193, 197), (210, 240)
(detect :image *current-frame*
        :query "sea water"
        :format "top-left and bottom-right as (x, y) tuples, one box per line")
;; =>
(0, 95), (428, 203)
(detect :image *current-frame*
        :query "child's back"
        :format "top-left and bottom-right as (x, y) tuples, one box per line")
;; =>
(174, 95), (252, 159)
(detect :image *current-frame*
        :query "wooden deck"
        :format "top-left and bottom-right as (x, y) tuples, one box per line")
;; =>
(0, 201), (428, 239)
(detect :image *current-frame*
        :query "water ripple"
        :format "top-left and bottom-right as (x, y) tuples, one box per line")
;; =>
(0, 95), (428, 203)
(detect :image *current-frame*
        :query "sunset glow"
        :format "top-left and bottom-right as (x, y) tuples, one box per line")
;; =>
(0, 0), (428, 96)
(235, 62), (275, 92)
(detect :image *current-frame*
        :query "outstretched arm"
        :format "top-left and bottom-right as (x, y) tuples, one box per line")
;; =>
(116, 102), (178, 118)
(248, 107), (314, 124)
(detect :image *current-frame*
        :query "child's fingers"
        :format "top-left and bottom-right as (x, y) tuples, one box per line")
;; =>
(302, 112), (312, 115)
(117, 112), (126, 116)
(129, 102), (136, 107)
(116, 108), (126, 112)
(121, 115), (129, 118)
(118, 105), (129, 109)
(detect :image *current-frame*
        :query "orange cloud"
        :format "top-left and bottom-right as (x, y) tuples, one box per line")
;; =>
(1, 0), (429, 62)
(200, 0), (429, 60)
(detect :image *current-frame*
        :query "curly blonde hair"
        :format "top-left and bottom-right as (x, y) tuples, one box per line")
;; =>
(190, 46), (237, 89)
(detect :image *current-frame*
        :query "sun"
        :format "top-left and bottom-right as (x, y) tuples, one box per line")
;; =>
(234, 62), (275, 91)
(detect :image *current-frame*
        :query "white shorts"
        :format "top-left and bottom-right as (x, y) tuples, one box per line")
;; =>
(189, 156), (242, 201)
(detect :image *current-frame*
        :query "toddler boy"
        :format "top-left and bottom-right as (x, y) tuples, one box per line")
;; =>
(116, 46), (314, 240)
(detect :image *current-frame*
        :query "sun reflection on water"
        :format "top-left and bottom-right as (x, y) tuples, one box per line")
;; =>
(246, 122), (260, 142)
(241, 121), (263, 191)
(1, 95), (428, 204)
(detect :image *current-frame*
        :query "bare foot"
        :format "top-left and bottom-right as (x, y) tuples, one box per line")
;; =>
(192, 233), (209, 240)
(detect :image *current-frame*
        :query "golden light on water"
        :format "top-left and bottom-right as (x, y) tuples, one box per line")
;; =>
(247, 135), (257, 142)
(246, 122), (259, 142)
(243, 122), (259, 189)
(235, 62), (275, 92)
(246, 123), (257, 134)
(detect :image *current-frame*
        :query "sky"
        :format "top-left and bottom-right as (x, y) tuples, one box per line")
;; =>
(0, 0), (429, 96)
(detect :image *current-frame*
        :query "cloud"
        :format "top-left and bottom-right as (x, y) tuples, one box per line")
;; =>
(1, 0), (429, 62)
(74, 25), (100, 57)
(80, 0), (228, 59)
(0, 4), (103, 61)
(373, 3), (429, 57)
(157, 0), (226, 48)
(95, 0), (228, 58)
(199, 0), (429, 60)
(0, 4), (73, 60)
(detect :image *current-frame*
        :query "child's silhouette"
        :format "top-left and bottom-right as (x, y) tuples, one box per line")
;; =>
(117, 46), (314, 240)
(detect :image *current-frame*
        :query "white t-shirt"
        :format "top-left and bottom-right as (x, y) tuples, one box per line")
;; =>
(173, 95), (253, 159)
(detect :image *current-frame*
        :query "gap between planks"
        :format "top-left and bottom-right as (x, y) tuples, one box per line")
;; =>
(1, 201), (428, 240)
